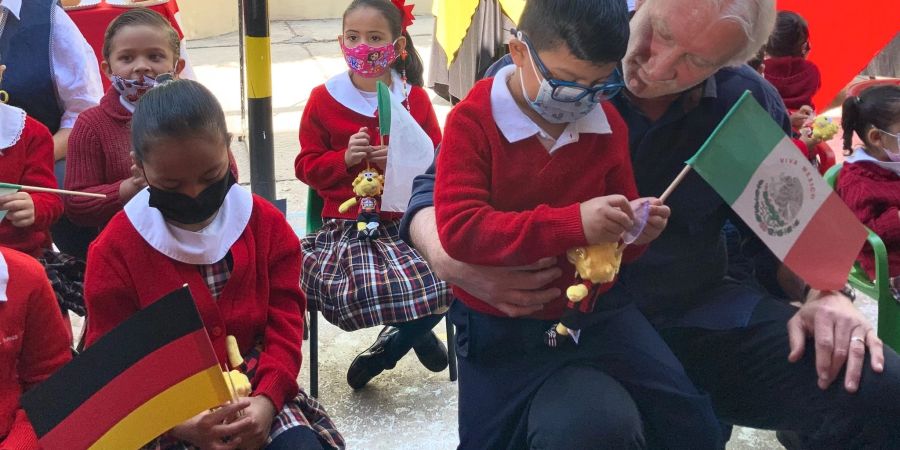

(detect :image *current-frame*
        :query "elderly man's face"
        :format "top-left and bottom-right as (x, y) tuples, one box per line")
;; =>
(623, 0), (748, 98)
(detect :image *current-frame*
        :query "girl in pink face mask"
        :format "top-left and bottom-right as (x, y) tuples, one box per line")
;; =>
(296, 0), (452, 390)
(835, 85), (900, 297)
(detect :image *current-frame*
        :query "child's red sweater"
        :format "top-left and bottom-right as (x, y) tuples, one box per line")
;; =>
(764, 56), (821, 111)
(64, 88), (133, 228)
(296, 82), (441, 221)
(434, 78), (643, 320)
(836, 161), (900, 278)
(84, 195), (305, 410)
(0, 117), (62, 257)
(0, 247), (72, 450)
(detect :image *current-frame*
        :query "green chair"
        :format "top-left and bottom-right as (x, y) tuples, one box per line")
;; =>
(303, 189), (457, 399)
(824, 164), (899, 348)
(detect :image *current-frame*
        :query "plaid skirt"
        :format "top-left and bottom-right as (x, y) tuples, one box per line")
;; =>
(37, 248), (86, 316)
(301, 219), (451, 331)
(141, 390), (344, 450)
(142, 346), (344, 450)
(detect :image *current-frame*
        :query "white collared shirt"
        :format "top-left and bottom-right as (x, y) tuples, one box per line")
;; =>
(1, 0), (102, 130)
(490, 64), (612, 154)
(324, 70), (407, 117)
(846, 147), (900, 177)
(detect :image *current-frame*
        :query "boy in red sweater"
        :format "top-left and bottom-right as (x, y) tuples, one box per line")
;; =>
(433, 0), (722, 447)
(836, 86), (900, 295)
(65, 9), (185, 229)
(0, 246), (72, 450)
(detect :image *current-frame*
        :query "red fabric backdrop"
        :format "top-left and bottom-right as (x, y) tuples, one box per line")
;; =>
(776, 0), (900, 110)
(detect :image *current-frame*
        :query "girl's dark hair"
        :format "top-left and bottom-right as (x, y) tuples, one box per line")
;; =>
(131, 79), (230, 161)
(841, 85), (900, 151)
(518, 0), (629, 64)
(343, 0), (424, 87)
(102, 8), (180, 62)
(765, 11), (808, 58)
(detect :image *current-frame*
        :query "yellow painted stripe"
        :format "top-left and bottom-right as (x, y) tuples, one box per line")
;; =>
(245, 36), (273, 99)
(88, 366), (232, 450)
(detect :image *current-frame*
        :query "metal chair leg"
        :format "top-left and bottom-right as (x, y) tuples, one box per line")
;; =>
(309, 306), (319, 398)
(446, 317), (457, 382)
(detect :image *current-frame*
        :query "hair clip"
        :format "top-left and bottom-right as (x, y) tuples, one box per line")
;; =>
(390, 0), (415, 33)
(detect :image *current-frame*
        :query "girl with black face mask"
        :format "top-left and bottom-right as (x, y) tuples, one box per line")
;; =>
(82, 80), (344, 450)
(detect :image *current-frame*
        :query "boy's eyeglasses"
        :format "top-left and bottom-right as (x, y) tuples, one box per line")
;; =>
(520, 33), (624, 103)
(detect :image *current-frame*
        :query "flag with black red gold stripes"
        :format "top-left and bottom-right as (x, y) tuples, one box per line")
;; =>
(22, 286), (232, 450)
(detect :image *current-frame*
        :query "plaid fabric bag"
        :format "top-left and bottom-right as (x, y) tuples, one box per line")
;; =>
(300, 218), (451, 331)
(38, 249), (85, 316)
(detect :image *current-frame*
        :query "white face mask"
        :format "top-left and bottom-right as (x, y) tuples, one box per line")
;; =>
(878, 128), (900, 162)
(517, 47), (598, 124)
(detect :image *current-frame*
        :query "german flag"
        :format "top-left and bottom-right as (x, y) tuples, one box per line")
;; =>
(22, 286), (232, 450)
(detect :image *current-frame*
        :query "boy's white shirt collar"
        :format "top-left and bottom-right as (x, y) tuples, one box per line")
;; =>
(0, 250), (8, 302)
(490, 64), (612, 154)
(325, 70), (406, 117)
(0, 102), (26, 153)
(846, 148), (900, 177)
(124, 184), (253, 265)
(1, 0), (21, 19)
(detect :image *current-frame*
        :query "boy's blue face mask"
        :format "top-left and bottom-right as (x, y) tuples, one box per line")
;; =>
(517, 33), (624, 124)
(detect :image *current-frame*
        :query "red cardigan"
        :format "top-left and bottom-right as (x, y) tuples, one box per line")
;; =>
(836, 161), (900, 278)
(764, 56), (821, 111)
(0, 117), (62, 257)
(84, 195), (305, 410)
(295, 83), (441, 221)
(64, 88), (133, 228)
(0, 247), (72, 450)
(434, 78), (643, 320)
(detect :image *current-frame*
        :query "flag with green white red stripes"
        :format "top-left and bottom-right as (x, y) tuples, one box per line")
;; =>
(686, 91), (867, 290)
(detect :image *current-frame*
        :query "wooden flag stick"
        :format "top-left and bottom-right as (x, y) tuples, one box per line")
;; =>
(16, 185), (107, 199)
(659, 164), (692, 204)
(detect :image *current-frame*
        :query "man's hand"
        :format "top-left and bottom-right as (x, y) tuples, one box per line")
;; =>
(410, 207), (562, 316)
(0, 192), (35, 228)
(787, 290), (884, 393)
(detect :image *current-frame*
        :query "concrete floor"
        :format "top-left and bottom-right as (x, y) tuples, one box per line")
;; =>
(122, 15), (884, 449)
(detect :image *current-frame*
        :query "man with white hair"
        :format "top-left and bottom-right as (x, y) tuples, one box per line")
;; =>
(402, 0), (900, 447)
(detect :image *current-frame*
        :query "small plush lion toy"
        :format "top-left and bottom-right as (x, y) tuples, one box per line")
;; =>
(545, 242), (624, 348)
(338, 168), (385, 239)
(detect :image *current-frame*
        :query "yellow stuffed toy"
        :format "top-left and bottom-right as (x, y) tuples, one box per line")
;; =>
(545, 243), (624, 347)
(222, 335), (252, 397)
(810, 116), (839, 141)
(339, 168), (385, 239)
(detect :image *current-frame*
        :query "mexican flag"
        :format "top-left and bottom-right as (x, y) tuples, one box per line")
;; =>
(687, 91), (867, 290)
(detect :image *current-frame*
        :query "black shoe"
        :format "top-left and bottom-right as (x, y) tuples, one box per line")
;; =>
(412, 330), (449, 372)
(347, 326), (399, 389)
